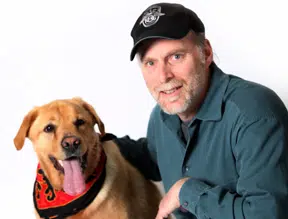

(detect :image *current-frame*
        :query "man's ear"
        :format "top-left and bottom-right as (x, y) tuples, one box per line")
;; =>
(71, 97), (105, 136)
(14, 108), (38, 150)
(204, 39), (213, 69)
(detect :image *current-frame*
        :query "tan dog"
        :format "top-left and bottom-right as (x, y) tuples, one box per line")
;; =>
(14, 97), (164, 219)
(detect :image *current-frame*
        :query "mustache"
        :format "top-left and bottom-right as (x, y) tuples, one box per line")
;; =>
(155, 79), (183, 92)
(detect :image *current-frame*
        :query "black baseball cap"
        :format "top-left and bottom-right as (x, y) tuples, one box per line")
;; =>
(130, 2), (205, 61)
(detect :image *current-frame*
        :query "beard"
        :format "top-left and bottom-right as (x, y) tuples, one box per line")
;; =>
(150, 56), (207, 115)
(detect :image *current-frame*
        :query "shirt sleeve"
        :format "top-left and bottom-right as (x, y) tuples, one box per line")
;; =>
(179, 117), (288, 218)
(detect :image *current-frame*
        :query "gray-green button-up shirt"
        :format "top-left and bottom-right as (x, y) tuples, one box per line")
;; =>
(115, 63), (288, 219)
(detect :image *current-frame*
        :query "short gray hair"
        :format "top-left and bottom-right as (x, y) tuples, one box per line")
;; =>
(189, 30), (205, 49)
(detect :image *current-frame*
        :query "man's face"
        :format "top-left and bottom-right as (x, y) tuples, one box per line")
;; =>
(139, 32), (211, 117)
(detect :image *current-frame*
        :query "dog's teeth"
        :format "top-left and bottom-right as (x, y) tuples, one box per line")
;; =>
(58, 160), (63, 167)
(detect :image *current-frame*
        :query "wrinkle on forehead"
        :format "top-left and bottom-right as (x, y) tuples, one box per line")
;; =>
(141, 34), (197, 62)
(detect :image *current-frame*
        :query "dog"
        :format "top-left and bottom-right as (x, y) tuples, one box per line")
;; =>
(14, 97), (165, 219)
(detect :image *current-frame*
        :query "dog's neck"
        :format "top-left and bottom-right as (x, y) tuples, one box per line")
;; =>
(84, 141), (104, 181)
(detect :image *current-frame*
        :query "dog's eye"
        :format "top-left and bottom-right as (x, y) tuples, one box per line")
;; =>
(44, 124), (55, 133)
(74, 119), (85, 127)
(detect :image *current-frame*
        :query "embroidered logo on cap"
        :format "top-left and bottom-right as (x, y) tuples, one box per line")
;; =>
(140, 5), (165, 28)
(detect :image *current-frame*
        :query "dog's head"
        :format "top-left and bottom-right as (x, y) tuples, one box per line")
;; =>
(14, 97), (105, 195)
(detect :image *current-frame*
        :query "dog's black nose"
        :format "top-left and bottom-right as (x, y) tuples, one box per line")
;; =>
(61, 136), (81, 152)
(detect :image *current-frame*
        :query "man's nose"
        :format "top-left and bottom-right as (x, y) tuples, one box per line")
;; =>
(157, 64), (173, 83)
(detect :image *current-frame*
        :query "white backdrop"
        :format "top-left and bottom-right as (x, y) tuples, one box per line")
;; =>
(1, 0), (287, 218)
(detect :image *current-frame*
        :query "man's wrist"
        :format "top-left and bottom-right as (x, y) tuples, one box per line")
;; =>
(178, 178), (210, 213)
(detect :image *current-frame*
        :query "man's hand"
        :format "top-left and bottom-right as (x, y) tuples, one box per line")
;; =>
(155, 177), (190, 219)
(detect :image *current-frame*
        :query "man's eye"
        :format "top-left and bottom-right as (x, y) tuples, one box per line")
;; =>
(146, 61), (154, 66)
(173, 54), (182, 60)
(44, 124), (55, 133)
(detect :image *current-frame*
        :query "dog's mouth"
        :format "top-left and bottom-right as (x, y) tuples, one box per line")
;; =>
(49, 152), (88, 174)
(49, 152), (88, 196)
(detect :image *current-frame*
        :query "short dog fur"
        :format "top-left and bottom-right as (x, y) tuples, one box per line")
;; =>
(14, 97), (164, 219)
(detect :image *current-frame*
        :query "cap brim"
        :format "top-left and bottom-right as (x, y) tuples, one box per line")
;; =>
(130, 28), (190, 61)
(130, 36), (172, 61)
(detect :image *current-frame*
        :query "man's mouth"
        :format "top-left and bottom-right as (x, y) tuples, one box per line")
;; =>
(160, 86), (182, 95)
(49, 152), (88, 174)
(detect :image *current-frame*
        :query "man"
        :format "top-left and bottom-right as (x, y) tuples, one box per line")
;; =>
(113, 2), (288, 219)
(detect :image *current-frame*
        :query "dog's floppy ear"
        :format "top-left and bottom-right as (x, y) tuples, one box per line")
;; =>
(72, 97), (105, 136)
(14, 107), (38, 150)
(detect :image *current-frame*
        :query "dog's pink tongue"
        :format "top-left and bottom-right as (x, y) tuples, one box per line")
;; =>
(63, 159), (86, 196)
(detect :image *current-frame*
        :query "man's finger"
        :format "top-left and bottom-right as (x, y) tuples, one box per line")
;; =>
(155, 210), (169, 219)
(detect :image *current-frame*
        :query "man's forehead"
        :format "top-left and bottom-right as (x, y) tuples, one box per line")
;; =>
(140, 37), (192, 61)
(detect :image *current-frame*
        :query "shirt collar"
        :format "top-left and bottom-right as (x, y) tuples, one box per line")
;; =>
(195, 62), (229, 121)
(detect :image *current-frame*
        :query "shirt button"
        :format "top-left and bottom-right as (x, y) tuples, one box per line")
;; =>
(183, 201), (188, 206)
(185, 166), (189, 172)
